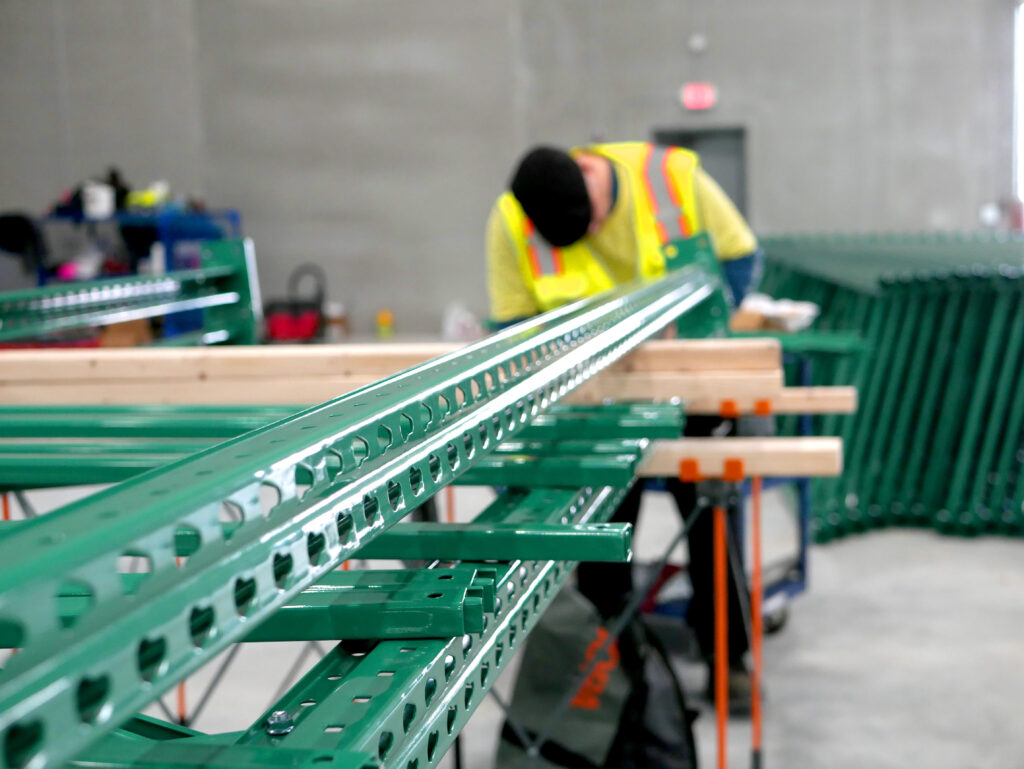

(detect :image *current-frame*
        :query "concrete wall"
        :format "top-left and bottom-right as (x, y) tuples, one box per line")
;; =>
(518, 0), (1015, 232)
(0, 0), (1015, 328)
(193, 1), (517, 331)
(0, 0), (205, 210)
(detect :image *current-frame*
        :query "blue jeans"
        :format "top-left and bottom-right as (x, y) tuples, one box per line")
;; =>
(721, 249), (764, 307)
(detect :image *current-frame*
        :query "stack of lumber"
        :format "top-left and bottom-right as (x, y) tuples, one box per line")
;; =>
(0, 339), (855, 416)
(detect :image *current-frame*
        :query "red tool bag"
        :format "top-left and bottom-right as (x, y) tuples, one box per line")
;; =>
(264, 264), (327, 342)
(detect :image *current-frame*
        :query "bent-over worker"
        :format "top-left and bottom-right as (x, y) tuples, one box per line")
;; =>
(485, 141), (762, 706)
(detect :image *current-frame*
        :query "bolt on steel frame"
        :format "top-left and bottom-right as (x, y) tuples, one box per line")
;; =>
(0, 260), (726, 769)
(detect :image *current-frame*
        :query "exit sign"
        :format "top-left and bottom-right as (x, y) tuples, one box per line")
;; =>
(681, 82), (717, 111)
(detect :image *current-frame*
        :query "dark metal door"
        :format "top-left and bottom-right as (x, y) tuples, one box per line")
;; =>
(652, 128), (747, 217)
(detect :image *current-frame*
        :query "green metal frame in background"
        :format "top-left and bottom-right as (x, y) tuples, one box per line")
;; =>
(0, 239), (262, 346)
(761, 233), (1024, 541)
(0, 262), (724, 769)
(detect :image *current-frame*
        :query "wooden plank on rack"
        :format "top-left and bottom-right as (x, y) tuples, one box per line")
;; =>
(0, 338), (781, 383)
(638, 437), (843, 478)
(678, 386), (858, 415)
(567, 370), (784, 404)
(0, 370), (784, 406)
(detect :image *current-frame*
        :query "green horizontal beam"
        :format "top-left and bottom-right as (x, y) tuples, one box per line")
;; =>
(20, 567), (493, 648)
(242, 569), (488, 642)
(0, 403), (680, 443)
(0, 439), (649, 491)
(0, 454), (187, 489)
(0, 406), (296, 439)
(457, 454), (639, 488)
(70, 733), (371, 769)
(355, 521), (632, 562)
(0, 442), (211, 455)
(520, 403), (683, 440)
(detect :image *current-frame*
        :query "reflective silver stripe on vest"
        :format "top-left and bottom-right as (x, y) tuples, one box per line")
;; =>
(527, 229), (559, 276)
(647, 146), (687, 241)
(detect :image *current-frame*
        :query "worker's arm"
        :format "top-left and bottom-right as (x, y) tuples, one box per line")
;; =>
(691, 166), (758, 260)
(486, 202), (540, 323)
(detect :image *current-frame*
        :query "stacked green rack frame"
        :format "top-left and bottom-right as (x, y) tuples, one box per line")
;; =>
(760, 233), (1024, 542)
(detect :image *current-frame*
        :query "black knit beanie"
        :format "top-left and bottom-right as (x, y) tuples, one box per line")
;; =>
(509, 146), (592, 247)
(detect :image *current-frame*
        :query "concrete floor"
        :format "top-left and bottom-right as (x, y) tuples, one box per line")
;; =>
(19, 484), (1024, 768)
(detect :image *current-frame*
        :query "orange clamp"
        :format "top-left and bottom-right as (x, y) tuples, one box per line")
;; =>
(722, 457), (746, 483)
(680, 457), (746, 482)
(718, 399), (741, 419)
(754, 398), (773, 417)
(678, 458), (704, 483)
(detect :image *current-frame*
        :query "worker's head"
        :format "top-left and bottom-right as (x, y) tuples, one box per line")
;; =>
(510, 146), (613, 247)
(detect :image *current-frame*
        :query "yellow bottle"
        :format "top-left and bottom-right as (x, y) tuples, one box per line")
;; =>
(375, 308), (394, 339)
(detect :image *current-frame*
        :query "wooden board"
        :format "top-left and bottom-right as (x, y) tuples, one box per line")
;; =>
(638, 437), (843, 478)
(0, 371), (784, 406)
(0, 338), (781, 383)
(676, 386), (857, 415)
(567, 370), (784, 404)
(772, 386), (857, 414)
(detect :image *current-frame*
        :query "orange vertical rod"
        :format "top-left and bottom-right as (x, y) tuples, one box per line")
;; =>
(445, 486), (456, 523)
(177, 681), (187, 724)
(713, 504), (728, 769)
(751, 476), (764, 769)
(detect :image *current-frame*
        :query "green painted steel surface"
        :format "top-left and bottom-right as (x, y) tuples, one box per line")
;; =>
(763, 234), (1024, 541)
(0, 263), (721, 769)
(233, 484), (628, 769)
(355, 521), (632, 562)
(0, 406), (296, 439)
(521, 403), (684, 440)
(0, 453), (190, 488)
(70, 737), (371, 769)
(241, 569), (488, 641)
(0, 239), (261, 345)
(19, 568), (489, 645)
(457, 438), (645, 487)
(61, 482), (631, 769)
(0, 407), (679, 491)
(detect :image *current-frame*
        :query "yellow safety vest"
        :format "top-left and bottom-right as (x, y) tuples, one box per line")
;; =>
(498, 142), (703, 312)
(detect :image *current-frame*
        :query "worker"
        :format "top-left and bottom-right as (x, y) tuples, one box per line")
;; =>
(485, 142), (762, 707)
